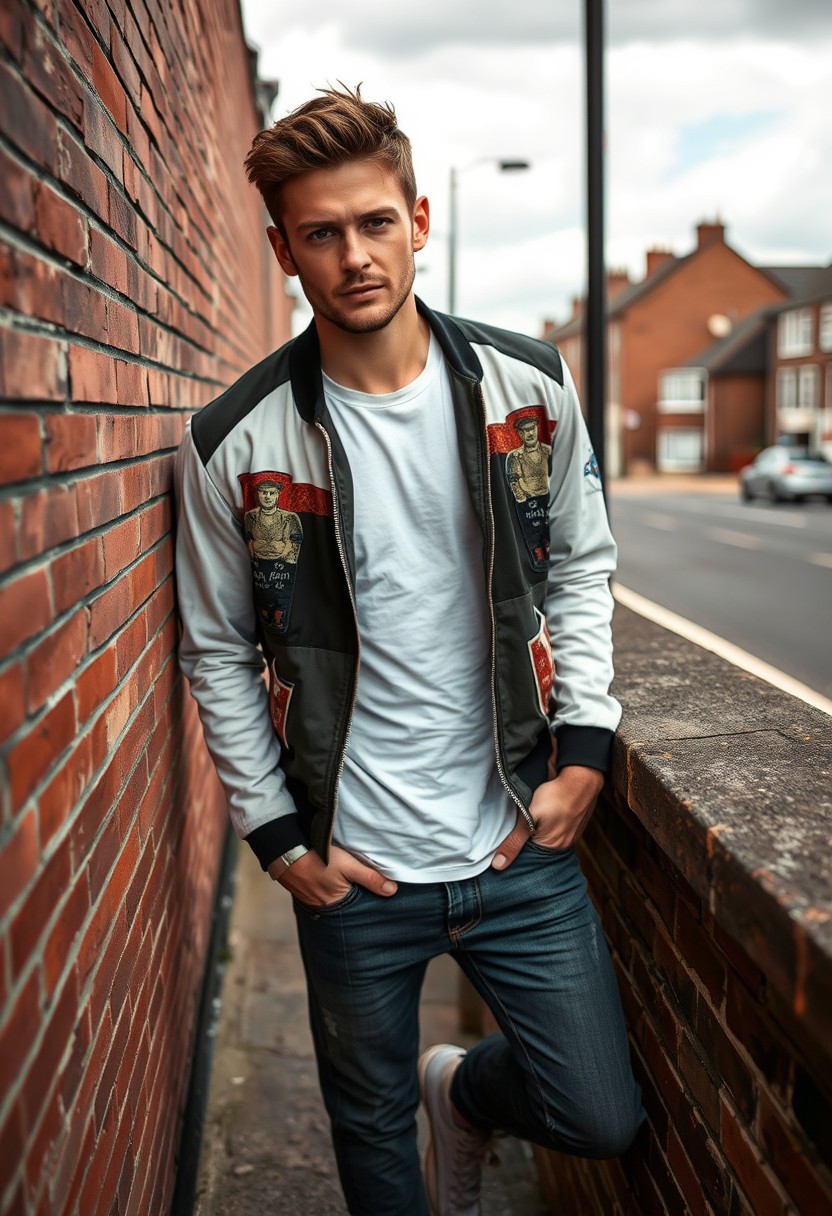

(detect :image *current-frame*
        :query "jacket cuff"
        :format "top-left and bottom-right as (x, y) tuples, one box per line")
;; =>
(243, 814), (308, 872)
(553, 724), (614, 774)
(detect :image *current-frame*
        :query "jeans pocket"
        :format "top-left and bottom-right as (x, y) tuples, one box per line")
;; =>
(292, 883), (362, 916)
(524, 838), (574, 858)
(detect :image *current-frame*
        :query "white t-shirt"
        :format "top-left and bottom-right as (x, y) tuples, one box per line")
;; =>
(323, 333), (516, 882)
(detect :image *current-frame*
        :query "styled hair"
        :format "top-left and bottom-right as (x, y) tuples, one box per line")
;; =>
(244, 85), (417, 228)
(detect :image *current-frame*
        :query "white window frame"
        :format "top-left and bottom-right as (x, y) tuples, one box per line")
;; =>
(777, 368), (797, 409)
(657, 369), (706, 413)
(819, 303), (832, 353)
(777, 308), (813, 358)
(798, 365), (819, 409)
(656, 428), (704, 472)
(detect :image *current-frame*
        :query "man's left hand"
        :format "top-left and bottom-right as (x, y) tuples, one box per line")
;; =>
(491, 765), (605, 870)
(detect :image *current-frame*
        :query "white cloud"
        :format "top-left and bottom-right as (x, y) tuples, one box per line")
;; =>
(241, 2), (832, 338)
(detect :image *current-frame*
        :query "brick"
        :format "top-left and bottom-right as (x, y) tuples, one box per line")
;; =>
(0, 969), (39, 1104)
(83, 92), (123, 180)
(43, 877), (90, 1001)
(34, 182), (88, 266)
(677, 1027), (720, 1130)
(51, 535), (105, 615)
(652, 920), (697, 1026)
(724, 974), (791, 1100)
(110, 24), (141, 105)
(38, 730), (94, 848)
(23, 18), (85, 130)
(19, 966), (77, 1132)
(758, 1088), (832, 1214)
(0, 565), (53, 653)
(89, 227), (129, 295)
(61, 274), (108, 342)
(0, 329), (67, 401)
(0, 809), (39, 920)
(675, 899), (726, 1006)
(666, 1125), (709, 1216)
(76, 646), (117, 723)
(18, 483), (79, 560)
(0, 0), (24, 59)
(54, 0), (94, 75)
(720, 1095), (786, 1216)
(0, 145), (35, 232)
(68, 344), (118, 404)
(106, 297), (140, 353)
(25, 609), (87, 713)
(75, 468), (123, 531)
(44, 412), (97, 472)
(792, 1065), (832, 1161)
(102, 515), (141, 580)
(108, 181), (138, 249)
(0, 59), (57, 173)
(57, 127), (109, 221)
(97, 413), (137, 463)
(6, 248), (65, 327)
(115, 358), (149, 406)
(0, 412), (42, 484)
(0, 499), (14, 574)
(91, 39), (127, 132)
(7, 691), (76, 812)
(694, 992), (757, 1122)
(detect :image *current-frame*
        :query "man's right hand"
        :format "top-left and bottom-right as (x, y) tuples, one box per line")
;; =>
(268, 843), (397, 906)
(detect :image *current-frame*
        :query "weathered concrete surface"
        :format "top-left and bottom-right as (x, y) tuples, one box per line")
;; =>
(193, 845), (548, 1215)
(610, 604), (832, 1060)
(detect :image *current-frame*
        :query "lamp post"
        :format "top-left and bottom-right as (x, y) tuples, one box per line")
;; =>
(448, 158), (530, 315)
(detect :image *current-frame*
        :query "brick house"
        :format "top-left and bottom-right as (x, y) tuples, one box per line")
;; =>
(544, 221), (793, 474)
(766, 267), (832, 457)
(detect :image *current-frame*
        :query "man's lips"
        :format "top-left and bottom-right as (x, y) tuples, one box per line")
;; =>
(339, 282), (384, 297)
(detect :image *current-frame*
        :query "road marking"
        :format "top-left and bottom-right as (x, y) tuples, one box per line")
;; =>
(810, 553), (832, 569)
(642, 513), (678, 531)
(613, 583), (832, 717)
(707, 527), (762, 549)
(733, 507), (806, 528)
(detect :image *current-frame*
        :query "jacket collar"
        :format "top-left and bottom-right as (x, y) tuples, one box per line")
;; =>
(288, 295), (483, 424)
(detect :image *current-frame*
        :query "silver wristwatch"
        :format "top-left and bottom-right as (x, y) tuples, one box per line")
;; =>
(272, 843), (309, 880)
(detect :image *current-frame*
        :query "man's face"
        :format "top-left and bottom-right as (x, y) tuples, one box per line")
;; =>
(257, 484), (279, 509)
(267, 158), (429, 335)
(517, 421), (539, 449)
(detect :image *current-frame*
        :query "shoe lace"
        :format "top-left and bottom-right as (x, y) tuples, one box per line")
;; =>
(450, 1128), (499, 1204)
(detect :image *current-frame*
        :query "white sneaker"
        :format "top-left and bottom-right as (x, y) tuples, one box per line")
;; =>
(418, 1044), (497, 1216)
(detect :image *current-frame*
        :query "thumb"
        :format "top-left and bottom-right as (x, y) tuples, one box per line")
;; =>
(491, 816), (531, 871)
(346, 859), (398, 897)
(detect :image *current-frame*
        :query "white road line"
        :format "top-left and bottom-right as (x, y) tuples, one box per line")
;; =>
(724, 506), (806, 528)
(642, 513), (678, 531)
(810, 553), (832, 569)
(613, 583), (832, 718)
(707, 527), (762, 550)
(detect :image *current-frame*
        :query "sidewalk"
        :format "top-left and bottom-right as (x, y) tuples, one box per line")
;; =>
(608, 472), (737, 496)
(193, 845), (548, 1215)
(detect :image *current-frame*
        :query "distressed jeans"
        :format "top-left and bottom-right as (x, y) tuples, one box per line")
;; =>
(292, 839), (645, 1216)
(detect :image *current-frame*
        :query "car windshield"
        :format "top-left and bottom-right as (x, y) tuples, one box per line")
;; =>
(786, 451), (829, 464)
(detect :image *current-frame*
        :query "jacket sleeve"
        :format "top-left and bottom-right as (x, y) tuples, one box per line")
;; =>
(544, 359), (621, 773)
(173, 423), (306, 866)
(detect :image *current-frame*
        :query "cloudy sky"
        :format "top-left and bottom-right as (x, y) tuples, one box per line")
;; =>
(239, 0), (832, 338)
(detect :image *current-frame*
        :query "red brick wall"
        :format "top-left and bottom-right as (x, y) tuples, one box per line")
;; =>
(0, 2), (292, 1213)
(535, 794), (832, 1216)
(709, 373), (766, 472)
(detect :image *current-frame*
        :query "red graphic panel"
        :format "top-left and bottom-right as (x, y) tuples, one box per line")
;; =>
(487, 407), (557, 456)
(238, 470), (333, 517)
(528, 611), (555, 717)
(269, 671), (294, 747)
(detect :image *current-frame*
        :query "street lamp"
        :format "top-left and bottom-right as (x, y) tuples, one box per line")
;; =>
(448, 158), (530, 315)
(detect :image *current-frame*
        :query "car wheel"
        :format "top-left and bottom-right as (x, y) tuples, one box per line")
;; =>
(740, 482), (753, 501)
(770, 481), (786, 503)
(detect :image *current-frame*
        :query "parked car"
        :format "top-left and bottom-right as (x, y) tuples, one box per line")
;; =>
(739, 447), (832, 503)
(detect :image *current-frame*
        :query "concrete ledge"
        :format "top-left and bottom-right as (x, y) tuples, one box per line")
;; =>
(611, 604), (832, 1058)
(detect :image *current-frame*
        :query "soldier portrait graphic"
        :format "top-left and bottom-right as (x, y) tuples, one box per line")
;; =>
(506, 416), (552, 502)
(244, 480), (303, 563)
(241, 475), (303, 634)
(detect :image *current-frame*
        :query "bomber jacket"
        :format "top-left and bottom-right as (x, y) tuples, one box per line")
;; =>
(173, 297), (622, 872)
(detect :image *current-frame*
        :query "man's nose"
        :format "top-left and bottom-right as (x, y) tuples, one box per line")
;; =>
(341, 230), (371, 273)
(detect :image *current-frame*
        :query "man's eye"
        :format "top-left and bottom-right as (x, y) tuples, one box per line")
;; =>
(309, 229), (333, 242)
(367, 217), (391, 229)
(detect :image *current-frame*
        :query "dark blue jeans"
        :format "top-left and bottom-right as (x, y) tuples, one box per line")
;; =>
(293, 840), (645, 1215)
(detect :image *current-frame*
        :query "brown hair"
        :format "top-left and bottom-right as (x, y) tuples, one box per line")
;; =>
(244, 85), (417, 228)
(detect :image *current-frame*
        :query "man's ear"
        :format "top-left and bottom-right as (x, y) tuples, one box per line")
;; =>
(412, 195), (429, 253)
(267, 225), (298, 277)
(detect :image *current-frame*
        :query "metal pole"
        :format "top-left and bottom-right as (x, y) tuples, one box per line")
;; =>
(585, 0), (606, 485)
(448, 165), (458, 315)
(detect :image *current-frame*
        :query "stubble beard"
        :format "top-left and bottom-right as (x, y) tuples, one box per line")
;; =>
(304, 256), (416, 335)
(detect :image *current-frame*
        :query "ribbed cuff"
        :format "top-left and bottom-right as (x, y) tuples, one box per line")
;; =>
(553, 724), (614, 773)
(244, 814), (308, 872)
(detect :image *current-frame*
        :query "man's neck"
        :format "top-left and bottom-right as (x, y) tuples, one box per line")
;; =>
(317, 296), (431, 394)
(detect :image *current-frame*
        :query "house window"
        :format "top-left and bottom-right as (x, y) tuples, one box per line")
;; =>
(777, 368), (797, 408)
(798, 365), (819, 409)
(820, 303), (832, 353)
(777, 308), (813, 357)
(656, 428), (704, 471)
(658, 369), (706, 412)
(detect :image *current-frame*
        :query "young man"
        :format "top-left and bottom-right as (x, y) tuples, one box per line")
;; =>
(174, 87), (644, 1216)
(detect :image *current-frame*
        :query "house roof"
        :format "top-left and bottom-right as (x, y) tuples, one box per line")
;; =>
(681, 307), (773, 375)
(760, 264), (831, 300)
(762, 264), (832, 313)
(546, 253), (691, 341)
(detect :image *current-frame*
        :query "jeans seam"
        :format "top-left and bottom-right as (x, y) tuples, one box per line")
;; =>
(448, 880), (482, 944)
(464, 953), (552, 1129)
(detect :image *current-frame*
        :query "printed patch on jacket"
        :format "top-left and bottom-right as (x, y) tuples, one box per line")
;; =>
(269, 669), (294, 748)
(528, 608), (555, 717)
(583, 448), (603, 493)
(238, 471), (325, 634)
(487, 408), (557, 572)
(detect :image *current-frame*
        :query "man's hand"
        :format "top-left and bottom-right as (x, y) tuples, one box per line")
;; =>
(491, 765), (605, 870)
(268, 843), (397, 906)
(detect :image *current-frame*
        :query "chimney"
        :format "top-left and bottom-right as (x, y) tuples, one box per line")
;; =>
(645, 247), (674, 278)
(696, 219), (726, 250)
(606, 268), (631, 301)
(570, 296), (585, 321)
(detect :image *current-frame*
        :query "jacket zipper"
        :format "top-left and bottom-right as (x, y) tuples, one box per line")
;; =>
(315, 420), (361, 854)
(474, 381), (536, 832)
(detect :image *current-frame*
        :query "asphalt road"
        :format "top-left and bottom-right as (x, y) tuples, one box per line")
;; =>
(607, 486), (832, 699)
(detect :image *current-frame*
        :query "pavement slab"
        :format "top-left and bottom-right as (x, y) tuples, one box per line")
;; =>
(193, 845), (548, 1216)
